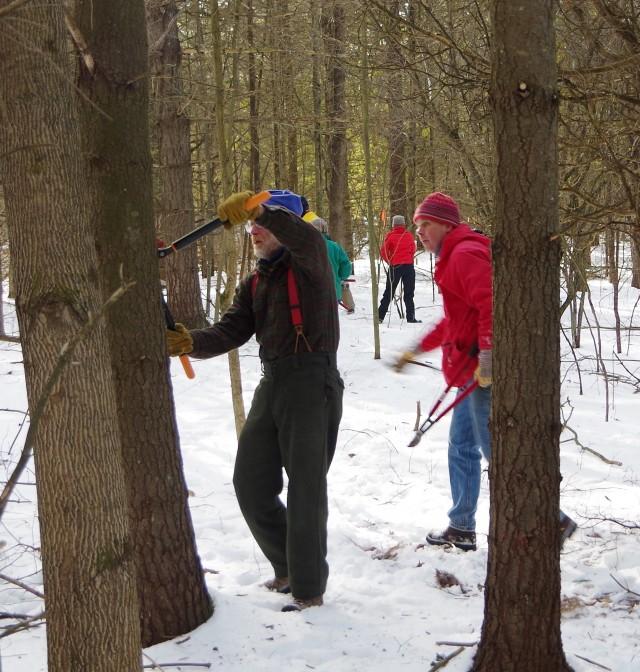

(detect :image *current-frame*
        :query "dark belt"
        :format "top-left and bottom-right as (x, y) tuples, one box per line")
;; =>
(261, 351), (337, 376)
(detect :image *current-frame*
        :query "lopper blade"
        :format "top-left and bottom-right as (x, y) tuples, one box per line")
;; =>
(408, 431), (424, 448)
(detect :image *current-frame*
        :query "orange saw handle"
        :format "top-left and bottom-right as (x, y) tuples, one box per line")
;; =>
(162, 295), (196, 380)
(245, 190), (271, 211)
(179, 354), (195, 379)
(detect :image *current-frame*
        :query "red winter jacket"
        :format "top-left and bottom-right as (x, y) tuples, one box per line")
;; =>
(380, 226), (416, 265)
(418, 224), (492, 387)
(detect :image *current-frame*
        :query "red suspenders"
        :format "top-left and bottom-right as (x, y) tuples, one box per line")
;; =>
(251, 268), (311, 352)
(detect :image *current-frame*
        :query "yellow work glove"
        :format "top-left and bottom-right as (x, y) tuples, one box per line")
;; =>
(166, 323), (193, 357)
(217, 190), (260, 228)
(474, 349), (492, 387)
(393, 350), (417, 373)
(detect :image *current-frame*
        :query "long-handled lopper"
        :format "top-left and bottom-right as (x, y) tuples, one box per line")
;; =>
(159, 190), (271, 377)
(407, 346), (479, 447)
(162, 295), (196, 379)
(157, 190), (271, 258)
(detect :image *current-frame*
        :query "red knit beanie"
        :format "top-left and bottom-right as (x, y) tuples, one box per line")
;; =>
(413, 192), (460, 227)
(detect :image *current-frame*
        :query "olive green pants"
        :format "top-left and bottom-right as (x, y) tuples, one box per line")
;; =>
(233, 352), (343, 599)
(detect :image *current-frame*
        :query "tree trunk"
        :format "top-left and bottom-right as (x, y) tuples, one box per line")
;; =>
(323, 0), (349, 247)
(247, 0), (261, 191)
(74, 0), (213, 647)
(147, 0), (206, 328)
(605, 226), (616, 285)
(474, 1), (572, 670)
(190, 0), (218, 318)
(0, 223), (4, 337)
(0, 2), (141, 669)
(311, 1), (324, 213)
(266, 0), (285, 187)
(361, 37), (381, 359)
(631, 230), (640, 289)
(211, 0), (246, 436)
(610, 230), (622, 354)
(386, 0), (408, 220)
(406, 0), (419, 218)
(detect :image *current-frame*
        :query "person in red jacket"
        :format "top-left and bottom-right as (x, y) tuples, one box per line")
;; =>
(394, 192), (576, 551)
(377, 215), (421, 323)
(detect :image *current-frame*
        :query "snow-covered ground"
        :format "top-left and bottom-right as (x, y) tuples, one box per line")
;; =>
(1, 250), (639, 671)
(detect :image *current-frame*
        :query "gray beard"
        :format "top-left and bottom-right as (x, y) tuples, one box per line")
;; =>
(253, 242), (283, 260)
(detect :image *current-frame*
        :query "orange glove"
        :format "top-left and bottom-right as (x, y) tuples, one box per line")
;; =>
(393, 350), (418, 373)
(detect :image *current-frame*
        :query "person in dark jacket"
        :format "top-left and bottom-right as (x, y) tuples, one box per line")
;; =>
(167, 189), (344, 612)
(394, 191), (576, 551)
(378, 215), (421, 323)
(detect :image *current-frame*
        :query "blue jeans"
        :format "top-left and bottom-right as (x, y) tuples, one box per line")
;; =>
(446, 383), (572, 532)
(447, 384), (492, 532)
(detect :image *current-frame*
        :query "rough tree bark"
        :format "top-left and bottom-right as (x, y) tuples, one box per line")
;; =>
(473, 1), (572, 670)
(74, 0), (213, 647)
(0, 2), (141, 669)
(323, 0), (349, 249)
(147, 0), (206, 328)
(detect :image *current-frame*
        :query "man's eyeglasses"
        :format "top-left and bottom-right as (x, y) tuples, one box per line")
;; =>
(244, 221), (265, 234)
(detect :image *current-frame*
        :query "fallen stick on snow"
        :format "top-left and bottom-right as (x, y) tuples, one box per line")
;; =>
(573, 653), (611, 671)
(429, 646), (465, 670)
(143, 665), (212, 670)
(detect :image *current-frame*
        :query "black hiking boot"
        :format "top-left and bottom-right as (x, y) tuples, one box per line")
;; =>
(426, 526), (477, 551)
(407, 317), (422, 323)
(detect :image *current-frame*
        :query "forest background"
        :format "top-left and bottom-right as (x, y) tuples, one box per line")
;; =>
(1, 1), (639, 671)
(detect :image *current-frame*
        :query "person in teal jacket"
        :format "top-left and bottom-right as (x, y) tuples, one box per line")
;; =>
(309, 217), (353, 305)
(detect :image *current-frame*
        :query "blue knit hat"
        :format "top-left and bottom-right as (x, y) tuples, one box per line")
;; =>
(265, 189), (304, 216)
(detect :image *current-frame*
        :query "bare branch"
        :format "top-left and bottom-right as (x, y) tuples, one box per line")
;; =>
(429, 646), (466, 670)
(0, 611), (45, 639)
(64, 11), (94, 76)
(560, 399), (622, 466)
(0, 572), (44, 599)
(573, 653), (612, 671)
(0, 0), (31, 20)
(561, 50), (640, 77)
(609, 573), (640, 598)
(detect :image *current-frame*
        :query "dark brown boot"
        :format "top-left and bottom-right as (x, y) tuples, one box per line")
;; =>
(281, 595), (323, 612)
(263, 577), (291, 594)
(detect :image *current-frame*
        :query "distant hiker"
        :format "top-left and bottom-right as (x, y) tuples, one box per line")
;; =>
(393, 191), (576, 551)
(166, 189), (344, 612)
(377, 214), (421, 323)
(309, 216), (354, 313)
(300, 195), (320, 225)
